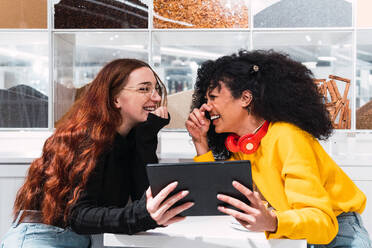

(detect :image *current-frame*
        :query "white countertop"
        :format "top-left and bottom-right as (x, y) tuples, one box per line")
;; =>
(104, 216), (306, 248)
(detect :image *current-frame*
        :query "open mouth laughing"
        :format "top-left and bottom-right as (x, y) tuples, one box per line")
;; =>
(210, 115), (220, 121)
(143, 106), (156, 112)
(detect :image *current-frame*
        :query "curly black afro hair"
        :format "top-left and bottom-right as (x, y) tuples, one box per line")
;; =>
(190, 49), (333, 160)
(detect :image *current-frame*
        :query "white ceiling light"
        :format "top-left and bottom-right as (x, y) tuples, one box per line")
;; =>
(302, 62), (317, 69)
(0, 48), (48, 62)
(160, 47), (223, 60)
(317, 56), (337, 61)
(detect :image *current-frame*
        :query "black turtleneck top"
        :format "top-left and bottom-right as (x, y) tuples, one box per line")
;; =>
(68, 113), (169, 234)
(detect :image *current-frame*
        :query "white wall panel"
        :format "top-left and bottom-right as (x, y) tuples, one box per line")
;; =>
(0, 177), (24, 239)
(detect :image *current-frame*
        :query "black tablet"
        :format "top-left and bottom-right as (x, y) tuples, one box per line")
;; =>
(146, 160), (252, 216)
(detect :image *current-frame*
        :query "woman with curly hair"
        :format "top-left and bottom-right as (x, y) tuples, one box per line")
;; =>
(1, 59), (193, 248)
(186, 50), (371, 247)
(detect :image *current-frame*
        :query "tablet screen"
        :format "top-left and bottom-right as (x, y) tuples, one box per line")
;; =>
(146, 160), (252, 216)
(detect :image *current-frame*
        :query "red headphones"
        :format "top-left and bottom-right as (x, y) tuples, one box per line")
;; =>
(225, 121), (269, 154)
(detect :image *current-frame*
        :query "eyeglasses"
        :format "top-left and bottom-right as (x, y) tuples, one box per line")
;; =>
(123, 83), (162, 98)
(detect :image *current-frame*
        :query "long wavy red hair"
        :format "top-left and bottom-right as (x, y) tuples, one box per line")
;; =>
(13, 58), (166, 226)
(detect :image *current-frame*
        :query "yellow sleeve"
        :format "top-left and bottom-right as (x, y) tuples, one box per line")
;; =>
(193, 150), (215, 162)
(193, 150), (241, 162)
(266, 128), (338, 244)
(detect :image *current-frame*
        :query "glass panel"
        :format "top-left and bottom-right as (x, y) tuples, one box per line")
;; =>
(53, 0), (148, 29)
(152, 31), (250, 129)
(0, 0), (47, 29)
(253, 0), (352, 28)
(0, 33), (49, 128)
(54, 32), (149, 125)
(254, 31), (353, 129)
(357, 0), (372, 27)
(153, 0), (249, 28)
(356, 30), (372, 129)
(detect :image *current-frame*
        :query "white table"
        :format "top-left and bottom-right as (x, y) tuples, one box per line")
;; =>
(104, 216), (306, 248)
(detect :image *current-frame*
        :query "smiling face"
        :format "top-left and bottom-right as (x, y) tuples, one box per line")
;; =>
(114, 66), (161, 132)
(206, 81), (251, 134)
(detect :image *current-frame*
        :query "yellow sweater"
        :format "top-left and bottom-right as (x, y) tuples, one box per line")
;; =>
(194, 122), (366, 244)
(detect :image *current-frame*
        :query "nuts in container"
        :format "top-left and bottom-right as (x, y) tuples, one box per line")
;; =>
(153, 0), (249, 28)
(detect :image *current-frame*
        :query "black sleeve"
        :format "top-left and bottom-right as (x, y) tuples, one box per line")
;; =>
(129, 113), (170, 200)
(68, 158), (159, 235)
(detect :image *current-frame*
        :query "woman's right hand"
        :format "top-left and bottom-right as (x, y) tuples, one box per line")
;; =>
(151, 106), (169, 120)
(185, 104), (211, 155)
(146, 182), (194, 226)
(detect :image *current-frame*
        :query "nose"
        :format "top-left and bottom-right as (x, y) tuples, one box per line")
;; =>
(150, 89), (161, 102)
(206, 98), (212, 107)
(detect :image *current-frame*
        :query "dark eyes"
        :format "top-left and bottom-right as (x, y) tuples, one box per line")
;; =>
(204, 95), (216, 101)
(138, 86), (151, 93)
(137, 84), (162, 95)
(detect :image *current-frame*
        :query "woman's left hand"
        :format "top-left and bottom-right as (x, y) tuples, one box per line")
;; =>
(217, 181), (278, 232)
(151, 106), (168, 119)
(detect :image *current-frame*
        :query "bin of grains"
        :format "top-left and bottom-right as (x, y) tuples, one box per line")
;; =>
(153, 0), (249, 28)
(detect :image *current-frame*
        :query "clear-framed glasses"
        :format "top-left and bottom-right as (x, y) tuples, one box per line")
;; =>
(123, 83), (162, 98)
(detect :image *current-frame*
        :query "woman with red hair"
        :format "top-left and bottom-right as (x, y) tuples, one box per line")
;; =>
(1, 59), (193, 247)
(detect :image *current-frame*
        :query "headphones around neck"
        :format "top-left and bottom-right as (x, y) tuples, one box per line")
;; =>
(225, 121), (269, 154)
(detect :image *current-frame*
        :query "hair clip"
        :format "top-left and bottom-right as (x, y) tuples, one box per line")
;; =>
(252, 65), (259, 72)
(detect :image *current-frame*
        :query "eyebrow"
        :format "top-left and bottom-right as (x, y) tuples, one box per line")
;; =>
(207, 88), (219, 96)
(137, 81), (153, 86)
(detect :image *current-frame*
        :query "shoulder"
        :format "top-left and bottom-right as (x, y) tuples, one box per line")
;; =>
(265, 121), (317, 147)
(268, 122), (313, 138)
(263, 122), (323, 166)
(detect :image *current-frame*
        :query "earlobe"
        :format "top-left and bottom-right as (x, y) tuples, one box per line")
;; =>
(114, 98), (121, 109)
